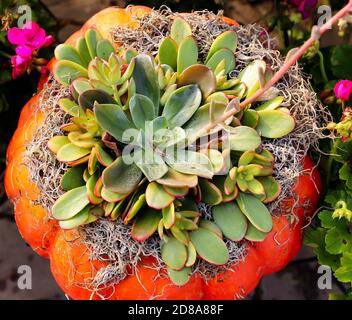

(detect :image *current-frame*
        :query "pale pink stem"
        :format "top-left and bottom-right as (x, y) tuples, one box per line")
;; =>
(205, 1), (352, 132)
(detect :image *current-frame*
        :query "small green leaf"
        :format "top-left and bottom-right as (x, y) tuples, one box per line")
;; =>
(85, 29), (101, 59)
(178, 64), (216, 98)
(162, 202), (175, 229)
(78, 89), (116, 109)
(59, 98), (85, 117)
(163, 186), (188, 198)
(199, 179), (223, 205)
(165, 150), (214, 179)
(236, 192), (273, 233)
(157, 168), (198, 188)
(242, 109), (259, 128)
(56, 143), (91, 163)
(206, 48), (236, 74)
(177, 36), (198, 74)
(185, 242), (197, 267)
(132, 54), (160, 114)
(131, 207), (161, 241)
(102, 157), (142, 194)
(101, 187), (129, 202)
(96, 39), (114, 61)
(48, 136), (70, 154)
(167, 267), (191, 286)
(245, 223), (268, 242)
(146, 182), (175, 209)
(199, 219), (223, 239)
(95, 145), (113, 167)
(170, 17), (192, 45)
(257, 176), (281, 203)
(60, 165), (86, 191)
(54, 60), (88, 86)
(256, 110), (295, 138)
(76, 37), (91, 66)
(161, 237), (188, 270)
(222, 125), (261, 151)
(123, 48), (138, 64)
(94, 103), (135, 143)
(158, 37), (178, 70)
(123, 194), (146, 224)
(52, 186), (89, 220)
(59, 205), (90, 229)
(190, 228), (229, 265)
(238, 60), (266, 98)
(206, 31), (237, 63)
(130, 94), (156, 130)
(212, 202), (248, 241)
(55, 44), (84, 66)
(162, 84), (202, 128)
(256, 96), (284, 111)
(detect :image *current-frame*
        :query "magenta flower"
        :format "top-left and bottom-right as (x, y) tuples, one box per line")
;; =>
(10, 55), (31, 79)
(7, 21), (53, 56)
(289, 0), (318, 19)
(334, 80), (352, 101)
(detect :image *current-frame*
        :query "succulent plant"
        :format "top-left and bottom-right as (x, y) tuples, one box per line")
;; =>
(48, 17), (296, 284)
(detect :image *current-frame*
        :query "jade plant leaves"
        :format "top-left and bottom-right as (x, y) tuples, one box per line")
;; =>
(236, 192), (273, 233)
(96, 39), (114, 60)
(177, 36), (198, 74)
(161, 237), (188, 270)
(199, 179), (223, 205)
(55, 44), (84, 66)
(190, 228), (229, 265)
(85, 29), (101, 59)
(94, 103), (135, 143)
(157, 168), (198, 188)
(132, 54), (160, 114)
(130, 94), (156, 130)
(167, 267), (191, 286)
(256, 110), (295, 138)
(48, 135), (70, 154)
(56, 143), (91, 163)
(170, 17), (192, 45)
(78, 89), (116, 109)
(59, 205), (91, 230)
(162, 84), (202, 128)
(238, 60), (266, 98)
(146, 182), (175, 209)
(52, 186), (90, 220)
(222, 125), (261, 151)
(134, 148), (168, 181)
(131, 207), (161, 242)
(158, 37), (178, 70)
(162, 203), (175, 229)
(256, 96), (284, 111)
(178, 65), (216, 98)
(206, 48), (236, 74)
(212, 202), (248, 241)
(102, 157), (142, 194)
(245, 223), (268, 242)
(60, 165), (86, 191)
(258, 176), (281, 203)
(205, 31), (238, 63)
(54, 60), (88, 85)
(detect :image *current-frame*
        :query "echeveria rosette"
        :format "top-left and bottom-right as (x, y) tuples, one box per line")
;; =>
(48, 18), (295, 285)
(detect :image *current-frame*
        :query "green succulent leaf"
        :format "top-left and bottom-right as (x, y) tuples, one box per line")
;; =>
(162, 84), (202, 128)
(256, 96), (284, 111)
(163, 186), (188, 198)
(123, 193), (146, 224)
(165, 150), (214, 179)
(256, 110), (295, 138)
(101, 187), (129, 202)
(79, 89), (116, 109)
(245, 223), (268, 242)
(178, 64), (216, 98)
(59, 98), (85, 117)
(158, 37), (178, 70)
(257, 176), (281, 203)
(48, 135), (70, 154)
(130, 94), (156, 130)
(60, 165), (86, 191)
(222, 125), (261, 151)
(206, 31), (238, 63)
(131, 207), (161, 242)
(85, 29), (101, 59)
(185, 242), (197, 267)
(59, 205), (91, 229)
(238, 60), (266, 98)
(199, 220), (223, 239)
(167, 267), (191, 286)
(162, 202), (175, 229)
(56, 143), (91, 163)
(242, 109), (259, 128)
(161, 237), (188, 270)
(146, 182), (175, 210)
(52, 186), (90, 220)
(236, 192), (273, 233)
(206, 48), (236, 74)
(199, 179), (223, 205)
(77, 37), (91, 66)
(54, 60), (88, 86)
(190, 228), (229, 265)
(177, 36), (198, 74)
(170, 17), (192, 45)
(212, 202), (248, 241)
(94, 103), (135, 143)
(102, 157), (142, 194)
(157, 168), (198, 188)
(55, 44), (84, 66)
(96, 39), (115, 61)
(132, 54), (160, 114)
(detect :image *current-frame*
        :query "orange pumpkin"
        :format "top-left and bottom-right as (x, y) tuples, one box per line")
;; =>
(5, 6), (321, 300)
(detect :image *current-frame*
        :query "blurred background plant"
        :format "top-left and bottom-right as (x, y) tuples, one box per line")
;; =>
(1, 0), (352, 300)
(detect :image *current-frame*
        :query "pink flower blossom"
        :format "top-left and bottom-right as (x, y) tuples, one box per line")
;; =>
(289, 0), (318, 19)
(7, 21), (53, 55)
(334, 80), (352, 101)
(10, 55), (31, 79)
